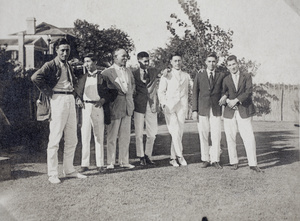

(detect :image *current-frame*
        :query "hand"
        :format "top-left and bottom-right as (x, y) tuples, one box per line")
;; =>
(192, 111), (198, 121)
(227, 98), (239, 109)
(218, 95), (227, 106)
(161, 68), (171, 77)
(76, 99), (85, 109)
(95, 98), (105, 108)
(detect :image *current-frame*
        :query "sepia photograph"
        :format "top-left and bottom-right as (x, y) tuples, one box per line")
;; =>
(0, 0), (299, 220)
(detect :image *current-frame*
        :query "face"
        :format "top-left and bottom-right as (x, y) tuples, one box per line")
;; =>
(205, 56), (217, 71)
(138, 57), (150, 69)
(227, 59), (239, 74)
(170, 56), (182, 70)
(114, 49), (128, 67)
(56, 44), (70, 62)
(84, 57), (97, 72)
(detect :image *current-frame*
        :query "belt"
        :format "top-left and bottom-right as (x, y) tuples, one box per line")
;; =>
(53, 91), (74, 95)
(84, 100), (97, 104)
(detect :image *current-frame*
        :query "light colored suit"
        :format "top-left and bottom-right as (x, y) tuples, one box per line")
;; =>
(158, 69), (190, 159)
(101, 65), (135, 165)
(222, 71), (257, 166)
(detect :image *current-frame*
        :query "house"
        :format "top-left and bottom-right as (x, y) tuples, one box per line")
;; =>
(0, 17), (76, 70)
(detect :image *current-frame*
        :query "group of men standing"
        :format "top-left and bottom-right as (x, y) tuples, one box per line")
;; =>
(31, 38), (261, 184)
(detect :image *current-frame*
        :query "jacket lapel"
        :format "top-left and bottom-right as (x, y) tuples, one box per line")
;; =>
(237, 73), (245, 93)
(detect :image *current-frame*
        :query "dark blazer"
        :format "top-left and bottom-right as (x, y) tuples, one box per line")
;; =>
(133, 68), (159, 114)
(222, 71), (256, 119)
(101, 66), (135, 120)
(192, 70), (227, 116)
(31, 56), (78, 121)
(74, 70), (118, 125)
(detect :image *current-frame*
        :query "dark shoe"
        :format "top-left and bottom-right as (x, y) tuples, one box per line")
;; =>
(231, 164), (239, 170)
(201, 161), (210, 168)
(250, 166), (264, 173)
(145, 155), (155, 165)
(140, 157), (146, 166)
(212, 162), (223, 169)
(78, 167), (88, 173)
(97, 167), (106, 173)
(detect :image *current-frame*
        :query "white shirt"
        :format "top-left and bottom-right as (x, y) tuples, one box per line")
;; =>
(53, 61), (73, 92)
(140, 68), (147, 83)
(232, 70), (240, 90)
(83, 70), (100, 101)
(113, 63), (128, 93)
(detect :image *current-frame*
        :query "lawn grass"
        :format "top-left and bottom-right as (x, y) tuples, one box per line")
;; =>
(0, 121), (299, 221)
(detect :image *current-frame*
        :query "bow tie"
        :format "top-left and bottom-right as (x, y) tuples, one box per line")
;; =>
(87, 73), (97, 78)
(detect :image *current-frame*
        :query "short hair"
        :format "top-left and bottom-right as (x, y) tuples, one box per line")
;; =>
(83, 52), (96, 62)
(113, 48), (126, 57)
(54, 38), (69, 50)
(137, 51), (149, 60)
(169, 52), (182, 61)
(226, 55), (238, 63)
(206, 52), (218, 60)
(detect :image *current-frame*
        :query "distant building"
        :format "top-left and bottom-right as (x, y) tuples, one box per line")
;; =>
(0, 17), (76, 69)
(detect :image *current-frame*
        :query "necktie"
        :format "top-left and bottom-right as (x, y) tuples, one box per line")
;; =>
(209, 72), (214, 87)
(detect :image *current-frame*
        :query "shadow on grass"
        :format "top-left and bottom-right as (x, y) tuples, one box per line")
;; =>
(1, 122), (299, 177)
(11, 170), (43, 179)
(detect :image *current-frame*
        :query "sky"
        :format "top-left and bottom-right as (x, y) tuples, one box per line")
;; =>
(0, 0), (299, 84)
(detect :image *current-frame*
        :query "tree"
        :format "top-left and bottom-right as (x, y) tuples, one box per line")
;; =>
(73, 19), (135, 67)
(151, 0), (233, 77)
(237, 58), (279, 116)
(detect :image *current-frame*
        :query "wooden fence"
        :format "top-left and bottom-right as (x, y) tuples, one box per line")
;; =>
(253, 84), (299, 122)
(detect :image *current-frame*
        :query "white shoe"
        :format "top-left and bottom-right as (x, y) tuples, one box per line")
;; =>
(120, 163), (135, 169)
(48, 175), (61, 184)
(64, 172), (87, 179)
(107, 164), (114, 169)
(178, 157), (187, 166)
(170, 159), (179, 167)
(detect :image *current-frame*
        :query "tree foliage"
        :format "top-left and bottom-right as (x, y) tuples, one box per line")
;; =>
(151, 0), (233, 77)
(73, 19), (135, 67)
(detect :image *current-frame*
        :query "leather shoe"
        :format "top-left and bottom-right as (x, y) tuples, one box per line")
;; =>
(78, 167), (88, 173)
(120, 163), (135, 169)
(231, 164), (239, 170)
(170, 159), (179, 167)
(145, 155), (155, 165)
(107, 164), (114, 169)
(64, 172), (87, 179)
(97, 167), (106, 173)
(250, 166), (263, 173)
(212, 162), (222, 169)
(178, 157), (187, 166)
(201, 161), (210, 168)
(140, 157), (146, 166)
(48, 175), (61, 184)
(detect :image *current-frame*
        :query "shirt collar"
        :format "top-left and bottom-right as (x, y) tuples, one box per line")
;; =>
(207, 69), (215, 76)
(231, 70), (240, 77)
(113, 63), (125, 70)
(88, 70), (98, 76)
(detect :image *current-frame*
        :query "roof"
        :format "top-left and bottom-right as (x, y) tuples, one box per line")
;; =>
(10, 22), (75, 37)
(0, 37), (48, 49)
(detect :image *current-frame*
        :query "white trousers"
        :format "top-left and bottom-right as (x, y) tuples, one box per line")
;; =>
(197, 108), (221, 162)
(106, 115), (131, 165)
(134, 102), (158, 158)
(81, 103), (104, 167)
(48, 94), (77, 176)
(224, 111), (257, 166)
(164, 107), (186, 159)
